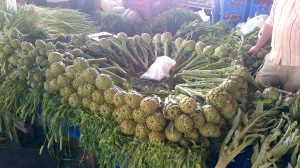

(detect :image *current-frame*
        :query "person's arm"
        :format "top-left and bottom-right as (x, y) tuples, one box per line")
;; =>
(248, 0), (277, 56)
(248, 23), (273, 55)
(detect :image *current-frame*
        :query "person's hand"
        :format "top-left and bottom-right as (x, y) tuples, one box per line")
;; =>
(248, 45), (261, 56)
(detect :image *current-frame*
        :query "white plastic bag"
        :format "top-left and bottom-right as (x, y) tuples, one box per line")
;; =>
(196, 9), (210, 22)
(239, 15), (268, 35)
(88, 32), (114, 41)
(101, 0), (122, 12)
(6, 0), (17, 12)
(112, 6), (126, 14)
(140, 56), (176, 81)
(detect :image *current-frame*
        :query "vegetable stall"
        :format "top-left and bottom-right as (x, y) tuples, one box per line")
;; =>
(1, 1), (299, 168)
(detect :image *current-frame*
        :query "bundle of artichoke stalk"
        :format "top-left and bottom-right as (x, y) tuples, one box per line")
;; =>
(84, 32), (239, 77)
(215, 87), (300, 168)
(0, 28), (210, 146)
(0, 28), (261, 149)
(0, 28), (45, 88)
(43, 51), (220, 145)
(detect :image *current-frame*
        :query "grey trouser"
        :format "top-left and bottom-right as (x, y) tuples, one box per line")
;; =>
(256, 61), (300, 92)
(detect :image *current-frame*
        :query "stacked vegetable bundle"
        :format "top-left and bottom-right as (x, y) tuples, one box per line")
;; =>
(214, 86), (300, 168)
(84, 32), (239, 78)
(4, 26), (289, 168)
(0, 27), (256, 149)
(2, 3), (291, 167)
(0, 28), (45, 88)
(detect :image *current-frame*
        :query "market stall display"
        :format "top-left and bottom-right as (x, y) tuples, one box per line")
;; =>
(0, 1), (299, 168)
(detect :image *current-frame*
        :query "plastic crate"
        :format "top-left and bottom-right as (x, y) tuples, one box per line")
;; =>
(123, 0), (166, 20)
(221, 0), (248, 25)
(248, 0), (273, 18)
(68, 127), (80, 139)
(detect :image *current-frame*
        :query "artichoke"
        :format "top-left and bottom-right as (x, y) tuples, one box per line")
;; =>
(262, 87), (280, 102)
(57, 74), (71, 88)
(77, 84), (95, 98)
(3, 45), (14, 56)
(179, 97), (197, 114)
(206, 89), (233, 109)
(112, 105), (133, 123)
(99, 104), (114, 118)
(174, 114), (193, 133)
(104, 87), (118, 104)
(35, 39), (46, 49)
(163, 103), (181, 120)
(214, 45), (230, 57)
(202, 105), (222, 125)
(48, 52), (63, 64)
(149, 131), (165, 144)
(140, 97), (159, 115)
(186, 129), (200, 143)
(68, 93), (82, 107)
(73, 57), (89, 71)
(125, 91), (143, 109)
(78, 67), (98, 84)
(191, 112), (206, 129)
(229, 76), (248, 89)
(120, 120), (136, 136)
(65, 65), (78, 79)
(60, 86), (76, 98)
(198, 123), (221, 138)
(50, 61), (65, 77)
(49, 79), (59, 91)
(44, 81), (51, 92)
(89, 101), (100, 113)
(113, 91), (126, 107)
(195, 41), (206, 53)
(165, 122), (182, 143)
(95, 74), (113, 90)
(135, 124), (150, 139)
(21, 42), (35, 52)
(146, 113), (166, 131)
(72, 76), (88, 89)
(220, 102), (237, 120)
(219, 79), (240, 93)
(92, 90), (105, 104)
(82, 97), (92, 109)
(132, 108), (149, 124)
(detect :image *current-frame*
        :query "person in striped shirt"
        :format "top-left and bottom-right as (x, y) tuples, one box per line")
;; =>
(249, 0), (300, 92)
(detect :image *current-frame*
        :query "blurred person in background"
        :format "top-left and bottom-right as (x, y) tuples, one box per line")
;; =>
(248, 0), (300, 92)
(209, 0), (223, 24)
(17, 0), (47, 6)
(71, 0), (101, 13)
(46, 0), (70, 8)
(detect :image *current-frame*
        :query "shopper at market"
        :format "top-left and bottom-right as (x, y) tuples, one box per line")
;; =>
(248, 0), (300, 92)
(70, 0), (100, 14)
(46, 0), (70, 8)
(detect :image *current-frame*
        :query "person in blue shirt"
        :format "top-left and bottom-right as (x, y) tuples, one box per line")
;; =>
(211, 0), (222, 24)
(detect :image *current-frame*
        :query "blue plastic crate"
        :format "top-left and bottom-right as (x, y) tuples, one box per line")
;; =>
(221, 0), (248, 24)
(249, 0), (273, 18)
(68, 126), (80, 139)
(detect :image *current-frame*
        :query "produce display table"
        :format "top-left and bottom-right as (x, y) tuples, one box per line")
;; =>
(1, 3), (299, 168)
